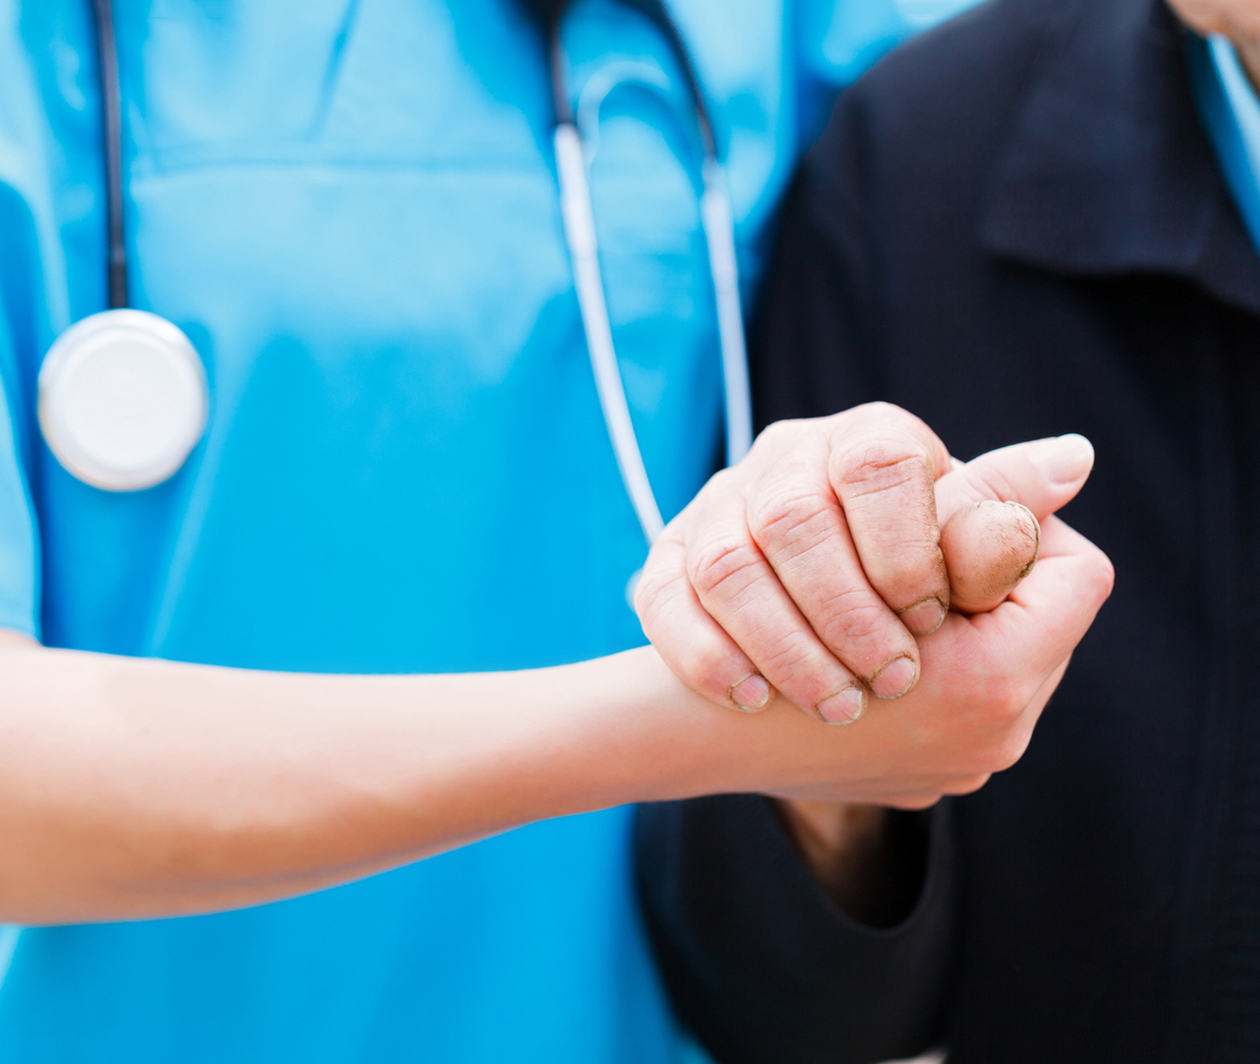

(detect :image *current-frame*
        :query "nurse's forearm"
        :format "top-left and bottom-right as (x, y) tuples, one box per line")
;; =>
(0, 634), (732, 924)
(0, 504), (1112, 925)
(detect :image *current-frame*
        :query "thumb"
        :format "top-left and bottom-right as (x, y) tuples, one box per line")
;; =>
(935, 434), (1095, 525)
(941, 500), (1040, 614)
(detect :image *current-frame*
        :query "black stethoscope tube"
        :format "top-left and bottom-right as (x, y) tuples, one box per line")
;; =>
(77, 0), (749, 525)
(88, 0), (128, 310)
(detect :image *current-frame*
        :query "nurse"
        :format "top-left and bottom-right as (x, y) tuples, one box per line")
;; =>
(0, 1), (1110, 1062)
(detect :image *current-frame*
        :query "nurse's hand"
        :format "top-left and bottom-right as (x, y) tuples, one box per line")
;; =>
(635, 403), (1098, 724)
(688, 507), (1113, 806)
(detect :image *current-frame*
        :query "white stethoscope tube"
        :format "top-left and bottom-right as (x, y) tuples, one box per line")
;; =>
(701, 156), (754, 465)
(554, 124), (752, 548)
(69, 0), (752, 521)
(555, 123), (667, 543)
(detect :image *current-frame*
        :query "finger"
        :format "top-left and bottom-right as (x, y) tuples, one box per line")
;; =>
(967, 516), (1114, 679)
(936, 434), (1095, 526)
(684, 487), (872, 725)
(635, 532), (776, 713)
(941, 500), (1040, 614)
(744, 455), (922, 703)
(827, 408), (953, 632)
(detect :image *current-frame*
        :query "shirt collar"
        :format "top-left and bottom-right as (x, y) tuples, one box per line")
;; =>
(978, 0), (1260, 316)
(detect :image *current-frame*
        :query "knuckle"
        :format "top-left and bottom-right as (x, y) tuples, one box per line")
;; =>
(968, 651), (1035, 723)
(685, 639), (747, 698)
(1091, 549), (1117, 599)
(968, 723), (1030, 774)
(631, 571), (668, 630)
(988, 731), (1031, 773)
(757, 632), (819, 681)
(971, 463), (1020, 506)
(754, 637), (842, 708)
(987, 677), (1030, 724)
(687, 538), (763, 600)
(864, 544), (945, 602)
(653, 631), (747, 704)
(853, 400), (908, 424)
(834, 436), (931, 498)
(633, 554), (684, 629)
(752, 418), (811, 459)
(692, 467), (739, 506)
(636, 595), (694, 657)
(816, 590), (892, 656)
(754, 419), (793, 450)
(748, 488), (832, 554)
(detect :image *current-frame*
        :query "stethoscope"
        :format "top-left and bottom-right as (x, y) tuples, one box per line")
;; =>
(41, 0), (751, 548)
(548, 2), (751, 542)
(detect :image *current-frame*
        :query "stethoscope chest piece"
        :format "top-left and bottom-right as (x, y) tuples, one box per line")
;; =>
(38, 309), (208, 492)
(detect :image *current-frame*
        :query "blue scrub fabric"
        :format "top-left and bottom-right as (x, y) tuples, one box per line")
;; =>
(0, 2), (910, 1061)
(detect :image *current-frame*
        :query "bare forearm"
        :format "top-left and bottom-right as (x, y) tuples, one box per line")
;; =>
(0, 639), (723, 924)
(0, 508), (1111, 925)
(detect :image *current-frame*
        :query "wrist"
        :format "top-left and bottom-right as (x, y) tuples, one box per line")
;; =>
(776, 799), (929, 927)
(551, 647), (739, 809)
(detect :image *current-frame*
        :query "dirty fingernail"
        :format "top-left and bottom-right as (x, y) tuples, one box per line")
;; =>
(870, 654), (918, 700)
(730, 674), (772, 713)
(899, 596), (947, 636)
(817, 684), (865, 726)
(1030, 433), (1095, 485)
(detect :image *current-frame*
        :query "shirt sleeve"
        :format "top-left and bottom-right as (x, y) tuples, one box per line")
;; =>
(635, 89), (958, 1064)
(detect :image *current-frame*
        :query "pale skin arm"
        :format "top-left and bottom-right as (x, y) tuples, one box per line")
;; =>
(0, 479), (1106, 927)
(1, 409), (1109, 927)
(0, 635), (730, 925)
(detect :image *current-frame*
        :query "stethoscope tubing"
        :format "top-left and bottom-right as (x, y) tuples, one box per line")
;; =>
(554, 122), (669, 542)
(88, 0), (128, 309)
(548, 1), (753, 547)
(79, 0), (752, 539)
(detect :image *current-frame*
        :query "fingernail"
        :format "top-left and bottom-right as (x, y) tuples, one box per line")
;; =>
(898, 596), (947, 636)
(869, 654), (918, 700)
(1030, 434), (1095, 485)
(729, 674), (772, 713)
(817, 684), (865, 726)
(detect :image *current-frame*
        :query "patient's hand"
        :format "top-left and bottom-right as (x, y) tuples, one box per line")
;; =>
(635, 404), (1112, 907)
(636, 403), (1100, 724)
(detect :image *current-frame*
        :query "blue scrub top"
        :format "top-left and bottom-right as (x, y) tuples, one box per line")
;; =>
(0, 2), (909, 1060)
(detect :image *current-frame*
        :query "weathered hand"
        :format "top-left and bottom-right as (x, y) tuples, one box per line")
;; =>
(708, 509), (1112, 808)
(636, 403), (1100, 725)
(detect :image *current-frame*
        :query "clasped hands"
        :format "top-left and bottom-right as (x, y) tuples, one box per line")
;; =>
(636, 403), (1114, 811)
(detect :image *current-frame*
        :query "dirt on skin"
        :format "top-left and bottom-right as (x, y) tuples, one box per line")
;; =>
(941, 500), (1040, 614)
